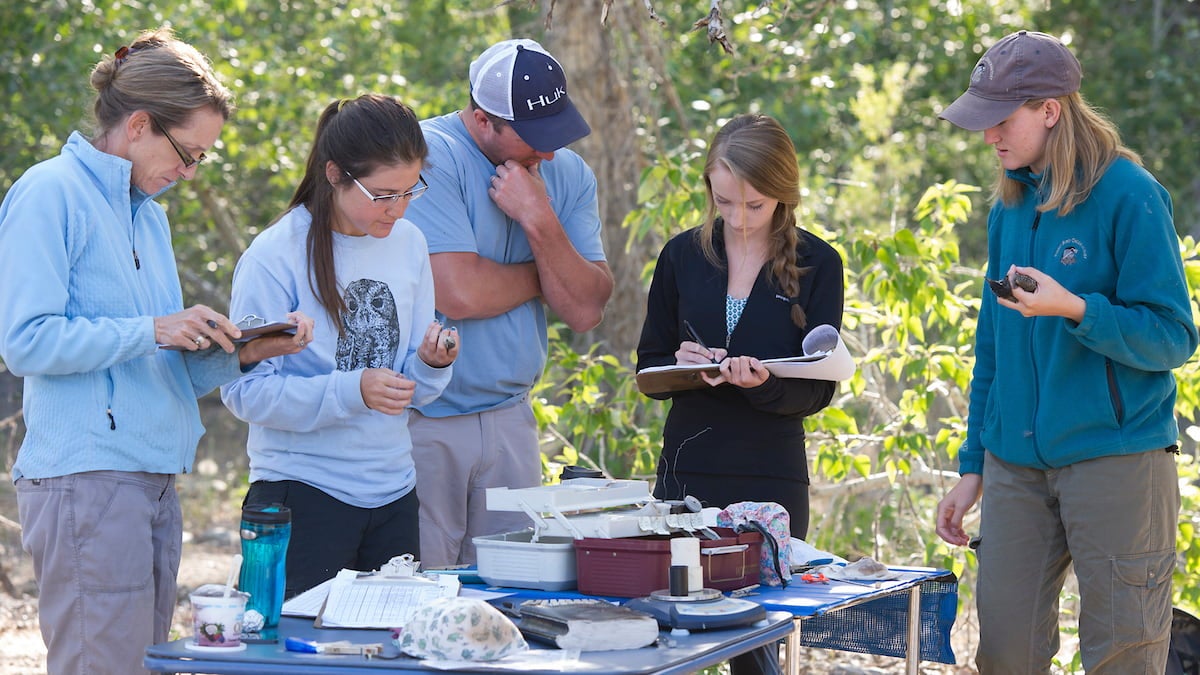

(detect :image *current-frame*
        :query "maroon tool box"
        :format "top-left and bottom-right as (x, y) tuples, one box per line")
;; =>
(575, 528), (762, 598)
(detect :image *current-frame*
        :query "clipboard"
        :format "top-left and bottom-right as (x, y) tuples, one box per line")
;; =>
(233, 321), (297, 341)
(636, 327), (856, 395)
(158, 317), (296, 350)
(634, 362), (722, 394)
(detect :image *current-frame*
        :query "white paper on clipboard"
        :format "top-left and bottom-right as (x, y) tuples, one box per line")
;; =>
(760, 331), (856, 381)
(314, 569), (460, 629)
(635, 326), (856, 395)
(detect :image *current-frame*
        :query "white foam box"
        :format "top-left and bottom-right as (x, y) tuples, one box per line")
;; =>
(472, 530), (577, 591)
(474, 480), (666, 591)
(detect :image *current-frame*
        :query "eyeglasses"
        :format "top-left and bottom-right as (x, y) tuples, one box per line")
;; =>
(150, 117), (206, 168)
(345, 172), (428, 204)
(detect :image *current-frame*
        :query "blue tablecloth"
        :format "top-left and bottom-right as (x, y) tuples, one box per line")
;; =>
(480, 567), (958, 665)
(752, 569), (958, 664)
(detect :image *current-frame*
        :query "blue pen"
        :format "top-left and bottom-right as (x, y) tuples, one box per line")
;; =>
(683, 320), (719, 364)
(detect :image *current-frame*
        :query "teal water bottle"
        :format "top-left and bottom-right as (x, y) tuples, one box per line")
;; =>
(238, 504), (291, 629)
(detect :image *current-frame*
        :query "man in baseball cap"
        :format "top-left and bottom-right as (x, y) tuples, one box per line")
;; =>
(404, 38), (613, 568)
(940, 30), (1081, 131)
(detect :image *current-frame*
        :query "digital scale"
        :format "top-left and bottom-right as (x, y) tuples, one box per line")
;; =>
(625, 588), (766, 631)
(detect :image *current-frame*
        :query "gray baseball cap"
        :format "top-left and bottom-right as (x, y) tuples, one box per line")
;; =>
(940, 30), (1081, 131)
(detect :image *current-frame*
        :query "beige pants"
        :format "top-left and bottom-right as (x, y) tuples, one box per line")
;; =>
(17, 471), (181, 675)
(975, 450), (1179, 674)
(409, 399), (541, 567)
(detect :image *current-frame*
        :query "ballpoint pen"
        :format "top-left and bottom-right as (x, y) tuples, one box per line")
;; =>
(683, 320), (719, 364)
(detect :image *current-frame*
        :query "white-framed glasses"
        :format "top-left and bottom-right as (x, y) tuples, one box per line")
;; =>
(345, 172), (428, 204)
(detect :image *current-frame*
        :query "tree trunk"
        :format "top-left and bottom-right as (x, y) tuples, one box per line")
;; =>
(540, 1), (648, 362)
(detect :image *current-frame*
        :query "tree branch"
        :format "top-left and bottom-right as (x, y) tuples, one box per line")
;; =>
(179, 267), (230, 312)
(810, 462), (959, 499)
(195, 184), (247, 255)
(693, 0), (734, 55)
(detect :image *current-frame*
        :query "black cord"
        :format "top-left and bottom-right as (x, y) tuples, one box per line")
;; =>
(739, 520), (787, 588)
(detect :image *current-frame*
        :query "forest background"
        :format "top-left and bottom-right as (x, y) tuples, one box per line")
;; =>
(1, 1), (1199, 671)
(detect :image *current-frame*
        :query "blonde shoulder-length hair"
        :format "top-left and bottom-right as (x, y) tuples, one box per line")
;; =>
(996, 92), (1141, 215)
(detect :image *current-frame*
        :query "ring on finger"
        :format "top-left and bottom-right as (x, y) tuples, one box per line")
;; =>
(193, 335), (205, 347)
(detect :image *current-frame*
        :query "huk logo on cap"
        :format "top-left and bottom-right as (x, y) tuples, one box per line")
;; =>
(526, 86), (567, 113)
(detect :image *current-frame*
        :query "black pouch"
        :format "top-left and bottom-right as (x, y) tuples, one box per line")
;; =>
(1167, 606), (1200, 675)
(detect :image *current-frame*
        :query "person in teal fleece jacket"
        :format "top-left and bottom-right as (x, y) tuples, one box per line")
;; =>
(0, 28), (311, 675)
(935, 31), (1198, 673)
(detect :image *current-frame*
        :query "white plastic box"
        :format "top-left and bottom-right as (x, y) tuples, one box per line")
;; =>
(472, 531), (578, 591)
(473, 479), (660, 591)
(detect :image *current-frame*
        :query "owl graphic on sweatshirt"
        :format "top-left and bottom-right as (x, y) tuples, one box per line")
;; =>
(335, 278), (399, 371)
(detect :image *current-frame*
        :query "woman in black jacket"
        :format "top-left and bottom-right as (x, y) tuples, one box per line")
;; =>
(637, 112), (844, 540)
(636, 112), (844, 675)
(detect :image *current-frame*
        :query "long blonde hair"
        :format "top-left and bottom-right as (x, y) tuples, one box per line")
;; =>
(996, 93), (1141, 215)
(699, 114), (810, 328)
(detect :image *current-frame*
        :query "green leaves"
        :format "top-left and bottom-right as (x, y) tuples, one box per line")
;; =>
(534, 336), (666, 482)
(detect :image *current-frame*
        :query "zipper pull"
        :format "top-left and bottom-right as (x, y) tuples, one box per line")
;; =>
(106, 408), (116, 430)
(133, 249), (141, 269)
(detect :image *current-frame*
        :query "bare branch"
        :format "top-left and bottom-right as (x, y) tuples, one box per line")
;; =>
(194, 184), (246, 255)
(810, 463), (960, 499)
(693, 1), (735, 55)
(179, 267), (229, 312)
(0, 512), (19, 532)
(0, 410), (22, 428)
(640, 0), (667, 28)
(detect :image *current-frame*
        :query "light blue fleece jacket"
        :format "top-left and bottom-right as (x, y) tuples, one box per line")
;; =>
(958, 158), (1197, 475)
(220, 206), (451, 508)
(0, 132), (243, 481)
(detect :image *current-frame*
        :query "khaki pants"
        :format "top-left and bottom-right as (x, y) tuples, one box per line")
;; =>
(17, 471), (181, 675)
(409, 399), (541, 567)
(975, 450), (1178, 674)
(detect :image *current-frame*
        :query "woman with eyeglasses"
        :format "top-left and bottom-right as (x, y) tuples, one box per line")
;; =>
(221, 94), (458, 597)
(0, 27), (313, 675)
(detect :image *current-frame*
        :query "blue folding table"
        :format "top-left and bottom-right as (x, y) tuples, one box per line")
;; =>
(146, 567), (956, 674)
(489, 566), (958, 675)
(145, 610), (795, 674)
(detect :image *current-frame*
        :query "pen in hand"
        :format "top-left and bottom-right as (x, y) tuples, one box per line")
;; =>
(683, 320), (720, 364)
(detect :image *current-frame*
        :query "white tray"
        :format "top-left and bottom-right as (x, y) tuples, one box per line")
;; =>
(473, 531), (577, 591)
(484, 479), (653, 513)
